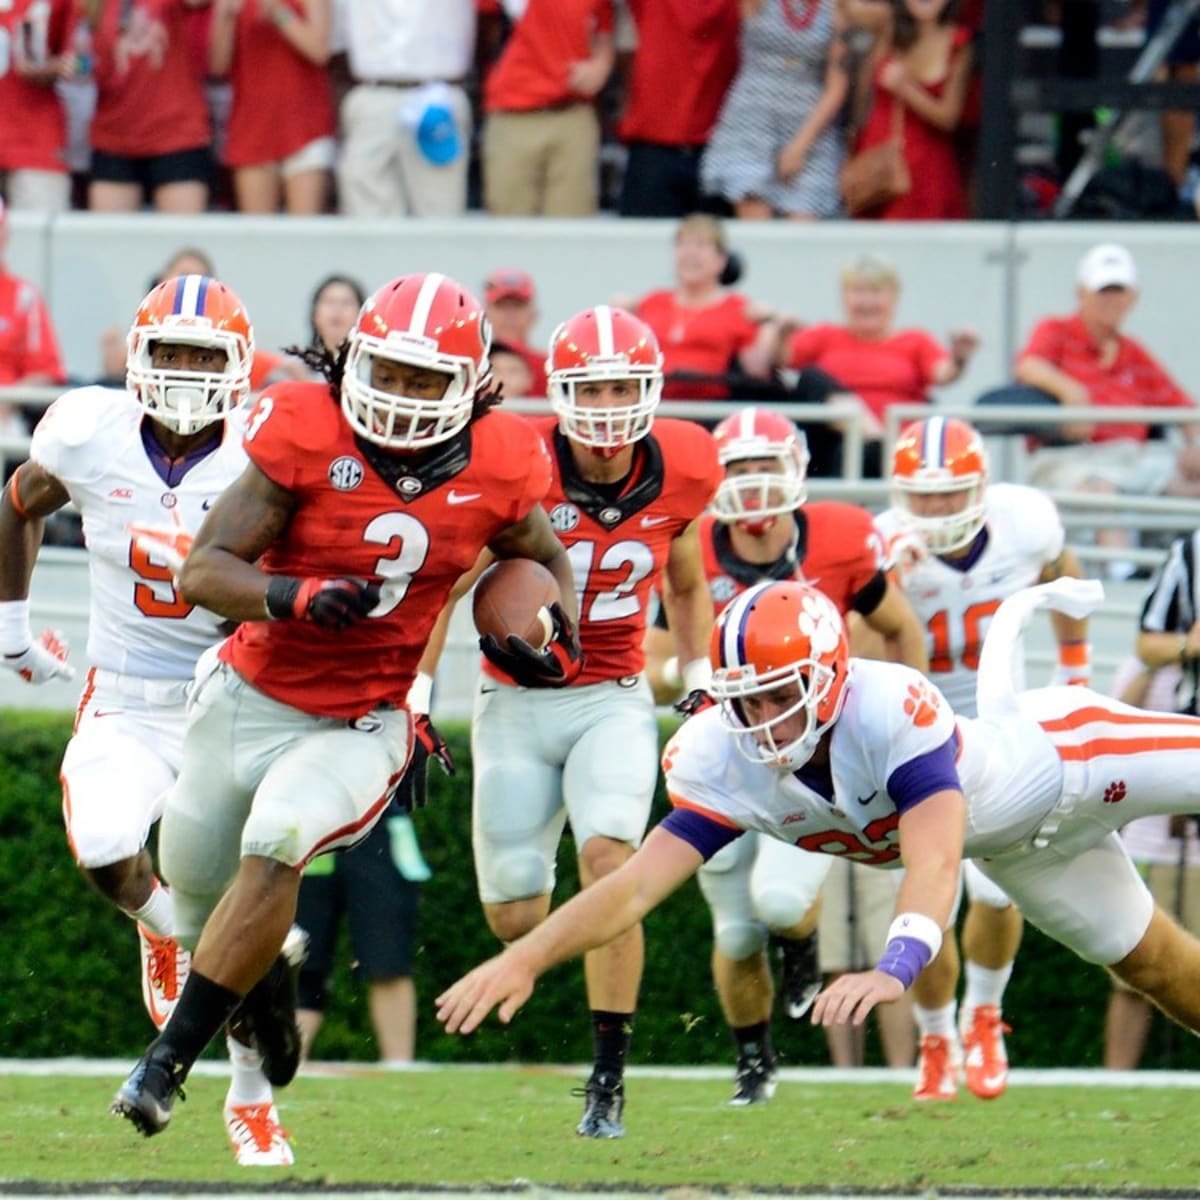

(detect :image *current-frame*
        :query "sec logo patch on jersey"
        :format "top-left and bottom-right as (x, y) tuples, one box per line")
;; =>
(328, 456), (364, 491)
(549, 503), (580, 533)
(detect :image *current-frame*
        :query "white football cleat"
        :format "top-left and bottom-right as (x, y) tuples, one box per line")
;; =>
(224, 1099), (294, 1166)
(913, 1034), (960, 1102)
(137, 924), (189, 1031)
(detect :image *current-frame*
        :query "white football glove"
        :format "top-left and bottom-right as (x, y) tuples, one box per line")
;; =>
(128, 511), (194, 583)
(3, 628), (75, 684)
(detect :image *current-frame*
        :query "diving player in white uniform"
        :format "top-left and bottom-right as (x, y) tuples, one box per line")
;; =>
(0, 275), (293, 1166)
(439, 576), (1200, 1086)
(874, 416), (1089, 1100)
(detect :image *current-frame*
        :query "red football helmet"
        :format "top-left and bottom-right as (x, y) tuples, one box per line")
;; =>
(709, 580), (849, 770)
(547, 306), (662, 452)
(126, 275), (254, 435)
(712, 407), (809, 527)
(891, 417), (989, 554)
(342, 273), (491, 450)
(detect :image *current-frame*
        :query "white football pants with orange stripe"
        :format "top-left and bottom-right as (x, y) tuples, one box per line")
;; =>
(972, 685), (1200, 967)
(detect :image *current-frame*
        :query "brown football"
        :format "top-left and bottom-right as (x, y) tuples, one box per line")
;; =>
(472, 559), (562, 650)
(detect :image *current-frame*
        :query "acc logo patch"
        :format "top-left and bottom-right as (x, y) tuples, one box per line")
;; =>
(328, 456), (364, 491)
(903, 680), (940, 728)
(549, 503), (580, 533)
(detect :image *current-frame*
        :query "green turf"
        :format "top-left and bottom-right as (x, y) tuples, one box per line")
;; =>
(2, 1069), (1198, 1191)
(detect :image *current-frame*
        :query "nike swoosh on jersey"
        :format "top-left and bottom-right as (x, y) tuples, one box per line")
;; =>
(855, 790), (878, 805)
(640, 515), (670, 528)
(448, 490), (482, 505)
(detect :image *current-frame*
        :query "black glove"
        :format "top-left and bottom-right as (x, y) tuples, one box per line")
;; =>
(265, 575), (381, 631)
(479, 602), (584, 689)
(390, 715), (456, 814)
(414, 713), (455, 776)
(674, 689), (716, 719)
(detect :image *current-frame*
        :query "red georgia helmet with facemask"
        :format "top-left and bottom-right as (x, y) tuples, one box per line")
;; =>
(891, 416), (989, 555)
(712, 407), (809, 529)
(709, 580), (850, 771)
(547, 306), (663, 454)
(342, 272), (491, 451)
(126, 275), (254, 435)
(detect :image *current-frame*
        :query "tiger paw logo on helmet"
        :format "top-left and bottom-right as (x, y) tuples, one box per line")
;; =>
(903, 680), (940, 728)
(796, 592), (841, 655)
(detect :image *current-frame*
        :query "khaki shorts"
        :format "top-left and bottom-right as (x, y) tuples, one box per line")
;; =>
(818, 859), (899, 974)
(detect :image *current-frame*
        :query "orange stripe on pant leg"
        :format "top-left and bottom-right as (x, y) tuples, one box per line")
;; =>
(1040, 705), (1200, 734)
(1053, 734), (1200, 761)
(60, 772), (80, 863)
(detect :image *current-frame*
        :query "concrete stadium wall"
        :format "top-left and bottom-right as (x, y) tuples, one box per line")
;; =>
(7, 214), (1200, 408)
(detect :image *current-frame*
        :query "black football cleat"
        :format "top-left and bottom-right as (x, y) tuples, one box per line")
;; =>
(573, 1070), (625, 1138)
(778, 930), (822, 1021)
(729, 1051), (778, 1107)
(236, 952), (302, 1087)
(110, 1041), (187, 1136)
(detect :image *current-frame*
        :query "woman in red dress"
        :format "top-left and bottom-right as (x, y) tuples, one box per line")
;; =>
(852, 0), (972, 220)
(209, 0), (335, 214)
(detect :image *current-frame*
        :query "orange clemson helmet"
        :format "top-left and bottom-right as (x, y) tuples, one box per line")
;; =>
(890, 416), (989, 555)
(547, 305), (663, 453)
(709, 580), (849, 770)
(342, 272), (491, 451)
(126, 275), (254, 435)
(712, 407), (809, 526)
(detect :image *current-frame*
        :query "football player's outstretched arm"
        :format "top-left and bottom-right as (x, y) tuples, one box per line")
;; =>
(863, 578), (930, 674)
(812, 787), (964, 1028)
(1041, 546), (1091, 685)
(437, 826), (703, 1034)
(179, 461), (298, 622)
(659, 520), (715, 692)
(488, 505), (578, 623)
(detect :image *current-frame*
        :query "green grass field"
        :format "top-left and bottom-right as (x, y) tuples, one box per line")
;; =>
(2, 1066), (1199, 1191)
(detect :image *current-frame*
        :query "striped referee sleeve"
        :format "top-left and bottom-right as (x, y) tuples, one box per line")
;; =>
(1140, 535), (1192, 633)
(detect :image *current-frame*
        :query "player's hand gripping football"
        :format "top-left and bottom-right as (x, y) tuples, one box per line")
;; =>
(2, 628), (74, 684)
(265, 576), (381, 631)
(479, 602), (584, 688)
(389, 715), (456, 813)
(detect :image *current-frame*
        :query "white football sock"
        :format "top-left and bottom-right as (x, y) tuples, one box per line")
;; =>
(963, 960), (1013, 1018)
(225, 1035), (273, 1107)
(132, 881), (175, 937)
(915, 1001), (958, 1039)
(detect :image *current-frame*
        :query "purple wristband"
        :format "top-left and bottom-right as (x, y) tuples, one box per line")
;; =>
(875, 935), (933, 989)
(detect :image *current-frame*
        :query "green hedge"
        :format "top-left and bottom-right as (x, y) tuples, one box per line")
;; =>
(1, 709), (1193, 1071)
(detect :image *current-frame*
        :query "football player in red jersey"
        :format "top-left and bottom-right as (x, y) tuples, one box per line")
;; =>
(645, 407), (928, 1103)
(419, 306), (718, 1138)
(112, 272), (579, 1143)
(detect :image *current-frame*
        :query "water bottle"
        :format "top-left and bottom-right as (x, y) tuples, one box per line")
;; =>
(70, 21), (93, 79)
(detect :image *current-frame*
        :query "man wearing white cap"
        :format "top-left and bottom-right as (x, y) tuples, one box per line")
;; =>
(1015, 243), (1199, 576)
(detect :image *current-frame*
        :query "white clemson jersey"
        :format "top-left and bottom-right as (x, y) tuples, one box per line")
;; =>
(663, 657), (1064, 866)
(875, 483), (1064, 716)
(30, 386), (249, 679)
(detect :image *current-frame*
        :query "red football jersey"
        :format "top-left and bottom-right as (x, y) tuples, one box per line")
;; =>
(484, 415), (719, 686)
(0, 0), (71, 173)
(699, 501), (886, 618)
(222, 383), (552, 718)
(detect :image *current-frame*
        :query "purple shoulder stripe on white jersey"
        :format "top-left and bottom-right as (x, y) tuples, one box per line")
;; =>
(886, 731), (962, 814)
(660, 808), (743, 861)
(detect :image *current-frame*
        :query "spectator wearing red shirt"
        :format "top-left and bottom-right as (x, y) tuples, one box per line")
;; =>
(616, 0), (739, 218)
(0, 199), (67, 441)
(1015, 245), (1199, 546)
(209, 0), (336, 214)
(482, 0), (614, 216)
(0, 0), (73, 212)
(73, 0), (212, 212)
(483, 268), (547, 398)
(633, 214), (783, 403)
(782, 254), (975, 460)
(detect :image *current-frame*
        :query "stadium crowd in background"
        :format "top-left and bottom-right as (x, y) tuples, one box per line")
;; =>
(7, 0), (1193, 220)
